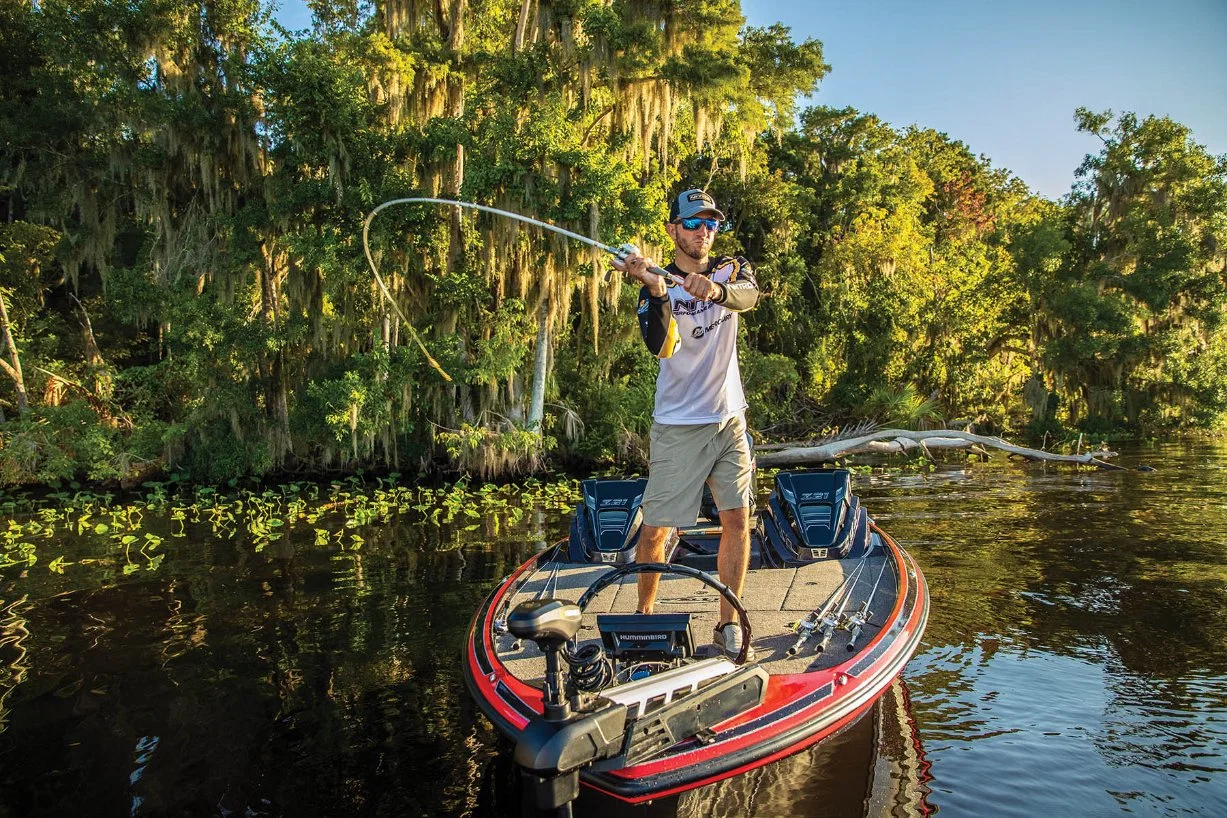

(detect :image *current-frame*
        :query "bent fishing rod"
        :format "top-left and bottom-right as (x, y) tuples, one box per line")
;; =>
(362, 197), (684, 381)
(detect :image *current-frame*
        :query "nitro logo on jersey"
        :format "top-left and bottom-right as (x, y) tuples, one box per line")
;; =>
(672, 298), (715, 317)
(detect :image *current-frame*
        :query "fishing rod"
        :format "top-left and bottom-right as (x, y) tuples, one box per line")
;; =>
(844, 557), (892, 652)
(786, 552), (870, 657)
(362, 197), (686, 381)
(814, 562), (866, 655)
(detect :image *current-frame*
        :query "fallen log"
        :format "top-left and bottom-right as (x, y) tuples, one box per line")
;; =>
(755, 429), (1127, 471)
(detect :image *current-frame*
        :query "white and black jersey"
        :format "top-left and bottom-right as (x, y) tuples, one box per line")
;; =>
(636, 255), (760, 425)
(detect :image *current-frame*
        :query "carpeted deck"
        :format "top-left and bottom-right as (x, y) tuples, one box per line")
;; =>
(495, 544), (898, 683)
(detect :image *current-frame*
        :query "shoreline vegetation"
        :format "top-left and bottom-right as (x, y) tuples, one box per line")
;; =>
(0, 443), (1147, 578)
(1, 2), (1225, 493)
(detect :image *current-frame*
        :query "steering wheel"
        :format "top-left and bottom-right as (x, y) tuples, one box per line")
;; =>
(574, 562), (754, 665)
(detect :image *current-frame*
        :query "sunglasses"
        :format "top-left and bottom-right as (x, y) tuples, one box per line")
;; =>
(674, 217), (721, 232)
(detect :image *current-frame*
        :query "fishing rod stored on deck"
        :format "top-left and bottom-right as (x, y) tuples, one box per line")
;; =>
(845, 556), (892, 651)
(786, 550), (871, 657)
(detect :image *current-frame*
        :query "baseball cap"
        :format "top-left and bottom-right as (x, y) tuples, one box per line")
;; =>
(669, 188), (726, 222)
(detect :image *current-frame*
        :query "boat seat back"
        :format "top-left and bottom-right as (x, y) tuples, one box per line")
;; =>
(759, 469), (871, 564)
(568, 478), (648, 564)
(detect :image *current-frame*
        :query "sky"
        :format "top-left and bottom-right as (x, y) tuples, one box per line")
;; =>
(741, 0), (1227, 199)
(271, 0), (1227, 200)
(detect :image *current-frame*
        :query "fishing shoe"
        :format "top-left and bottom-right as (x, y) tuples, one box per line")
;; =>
(713, 622), (755, 662)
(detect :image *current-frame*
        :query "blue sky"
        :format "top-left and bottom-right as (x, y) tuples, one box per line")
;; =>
(743, 0), (1227, 199)
(271, 0), (1226, 200)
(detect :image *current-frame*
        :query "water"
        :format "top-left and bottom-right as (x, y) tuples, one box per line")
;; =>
(864, 443), (1227, 817)
(1, 442), (1224, 816)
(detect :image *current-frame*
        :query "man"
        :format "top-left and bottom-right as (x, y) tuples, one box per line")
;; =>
(611, 188), (760, 660)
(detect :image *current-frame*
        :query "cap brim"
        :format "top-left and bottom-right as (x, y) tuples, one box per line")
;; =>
(679, 207), (726, 221)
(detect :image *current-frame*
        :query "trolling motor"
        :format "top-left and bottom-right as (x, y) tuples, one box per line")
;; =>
(507, 599), (627, 817)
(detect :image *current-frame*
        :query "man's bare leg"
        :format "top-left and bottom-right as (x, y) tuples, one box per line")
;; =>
(635, 524), (673, 613)
(716, 507), (751, 625)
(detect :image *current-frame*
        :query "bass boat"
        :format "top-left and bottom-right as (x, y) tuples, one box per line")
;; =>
(463, 468), (929, 813)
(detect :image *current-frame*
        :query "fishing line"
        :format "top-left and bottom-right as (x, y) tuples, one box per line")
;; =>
(362, 197), (684, 381)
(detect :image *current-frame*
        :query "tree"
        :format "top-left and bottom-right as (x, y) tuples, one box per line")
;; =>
(0, 222), (58, 416)
(1052, 109), (1227, 427)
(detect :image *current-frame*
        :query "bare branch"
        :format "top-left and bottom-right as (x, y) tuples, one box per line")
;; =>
(0, 288), (28, 414)
(756, 429), (1127, 471)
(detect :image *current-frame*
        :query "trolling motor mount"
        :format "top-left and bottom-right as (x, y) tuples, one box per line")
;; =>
(507, 599), (628, 815)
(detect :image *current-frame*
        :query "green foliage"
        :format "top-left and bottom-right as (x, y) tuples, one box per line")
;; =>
(1047, 109), (1227, 428)
(0, 402), (167, 486)
(864, 384), (943, 428)
(741, 347), (801, 431)
(554, 340), (657, 465)
(0, 1), (1223, 492)
(0, 222), (60, 322)
(0, 469), (585, 577)
(434, 422), (550, 481)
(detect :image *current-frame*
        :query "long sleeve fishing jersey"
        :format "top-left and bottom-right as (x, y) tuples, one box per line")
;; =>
(637, 255), (760, 425)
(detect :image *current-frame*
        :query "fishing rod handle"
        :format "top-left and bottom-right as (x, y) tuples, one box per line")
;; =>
(614, 243), (685, 287)
(816, 618), (841, 654)
(785, 621), (816, 656)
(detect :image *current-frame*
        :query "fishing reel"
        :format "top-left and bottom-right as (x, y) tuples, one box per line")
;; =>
(614, 242), (640, 261)
(605, 243), (644, 285)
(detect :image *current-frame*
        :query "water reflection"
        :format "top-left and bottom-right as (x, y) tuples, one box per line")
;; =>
(863, 442), (1227, 817)
(0, 443), (1224, 816)
(472, 681), (932, 818)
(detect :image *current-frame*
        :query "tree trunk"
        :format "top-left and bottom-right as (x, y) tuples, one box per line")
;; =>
(756, 429), (1126, 471)
(527, 301), (551, 432)
(0, 289), (29, 414)
(260, 245), (292, 459)
(70, 293), (112, 400)
(513, 0), (533, 52)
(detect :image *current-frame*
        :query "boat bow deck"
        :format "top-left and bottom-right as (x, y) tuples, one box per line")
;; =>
(495, 542), (897, 680)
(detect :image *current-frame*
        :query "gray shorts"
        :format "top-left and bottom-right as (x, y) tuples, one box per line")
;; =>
(641, 413), (754, 528)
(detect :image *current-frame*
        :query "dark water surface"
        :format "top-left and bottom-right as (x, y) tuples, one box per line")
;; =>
(1, 442), (1224, 816)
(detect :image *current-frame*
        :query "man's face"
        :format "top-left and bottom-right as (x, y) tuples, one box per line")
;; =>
(667, 211), (720, 262)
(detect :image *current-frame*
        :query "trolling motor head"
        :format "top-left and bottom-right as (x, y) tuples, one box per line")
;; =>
(508, 599), (583, 647)
(508, 599), (583, 722)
